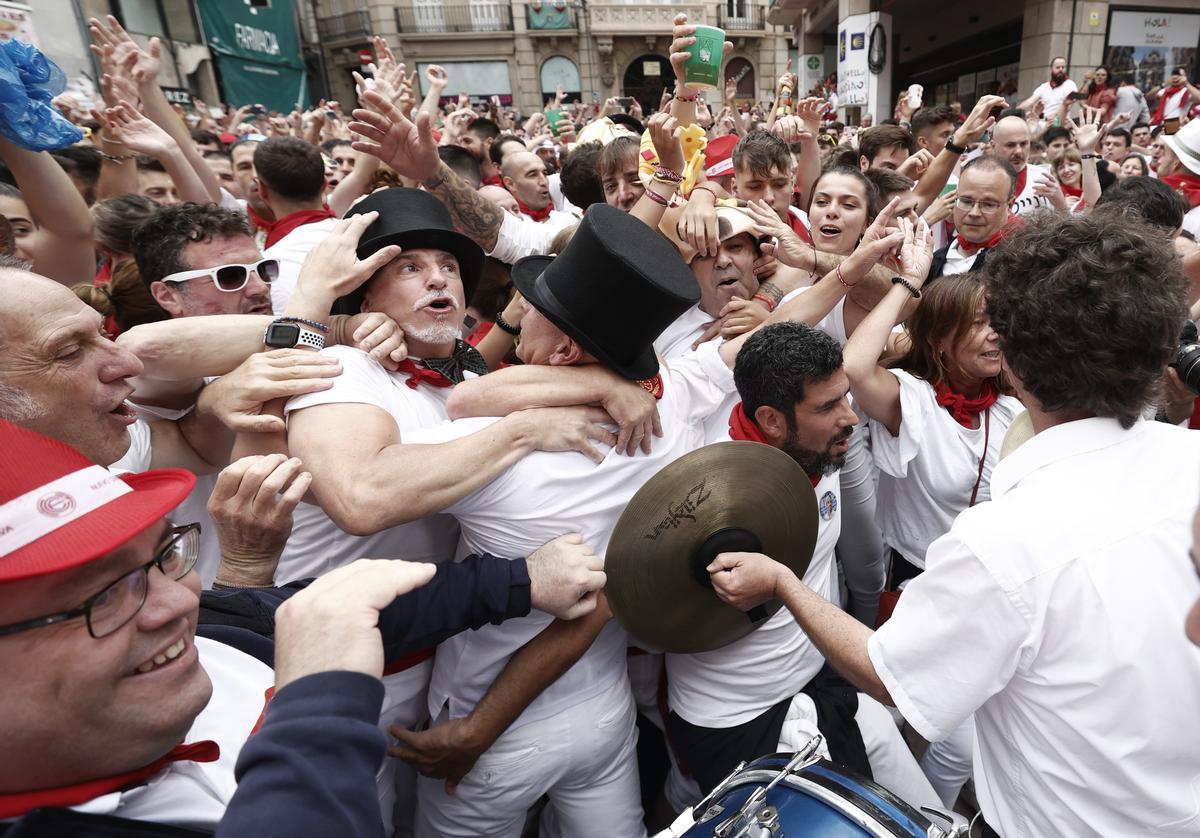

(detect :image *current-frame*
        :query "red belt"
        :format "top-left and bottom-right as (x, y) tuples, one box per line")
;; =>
(383, 646), (435, 676)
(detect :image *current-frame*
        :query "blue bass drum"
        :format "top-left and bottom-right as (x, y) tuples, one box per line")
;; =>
(679, 742), (969, 838)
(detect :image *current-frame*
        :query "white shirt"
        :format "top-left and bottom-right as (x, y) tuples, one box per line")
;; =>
(654, 305), (713, 362)
(406, 342), (738, 728)
(548, 172), (580, 215)
(110, 416), (153, 474)
(264, 216), (339, 315)
(1161, 86), (1191, 120)
(487, 209), (578, 265)
(778, 287), (850, 346)
(72, 638), (273, 828)
(870, 369), (1022, 568)
(868, 418), (1200, 837)
(281, 346), (464, 581)
(1029, 79), (1078, 119)
(666, 467), (841, 727)
(941, 239), (983, 276)
(1011, 163), (1052, 218)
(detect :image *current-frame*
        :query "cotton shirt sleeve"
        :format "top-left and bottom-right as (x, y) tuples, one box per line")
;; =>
(487, 211), (562, 265)
(868, 369), (930, 479)
(867, 527), (1031, 742)
(284, 346), (396, 419)
(661, 339), (737, 427)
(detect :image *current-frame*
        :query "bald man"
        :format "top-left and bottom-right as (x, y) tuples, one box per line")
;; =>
(989, 116), (1052, 217)
(479, 184), (521, 217)
(501, 151), (557, 222)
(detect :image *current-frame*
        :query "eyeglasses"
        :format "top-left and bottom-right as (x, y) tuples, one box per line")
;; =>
(0, 523), (200, 640)
(954, 196), (1006, 214)
(160, 259), (279, 292)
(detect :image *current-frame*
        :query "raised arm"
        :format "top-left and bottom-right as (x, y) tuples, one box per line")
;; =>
(95, 102), (210, 203)
(0, 138), (94, 286)
(842, 218), (933, 436)
(1067, 108), (1107, 211)
(912, 95), (1004, 213)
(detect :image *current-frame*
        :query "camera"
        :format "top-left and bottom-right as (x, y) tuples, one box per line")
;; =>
(1172, 321), (1200, 395)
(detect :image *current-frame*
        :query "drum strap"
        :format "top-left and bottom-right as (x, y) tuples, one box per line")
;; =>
(802, 664), (872, 780)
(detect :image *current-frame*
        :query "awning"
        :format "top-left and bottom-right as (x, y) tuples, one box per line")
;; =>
(196, 0), (306, 112)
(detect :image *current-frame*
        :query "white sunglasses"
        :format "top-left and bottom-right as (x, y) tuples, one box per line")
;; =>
(160, 258), (279, 292)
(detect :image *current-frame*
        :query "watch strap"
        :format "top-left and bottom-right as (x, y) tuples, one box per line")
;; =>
(295, 327), (326, 350)
(945, 137), (968, 155)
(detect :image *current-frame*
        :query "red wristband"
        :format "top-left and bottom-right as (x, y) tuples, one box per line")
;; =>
(752, 293), (777, 312)
(836, 263), (857, 289)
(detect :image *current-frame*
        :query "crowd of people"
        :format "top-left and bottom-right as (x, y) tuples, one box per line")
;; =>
(1, 11), (1200, 838)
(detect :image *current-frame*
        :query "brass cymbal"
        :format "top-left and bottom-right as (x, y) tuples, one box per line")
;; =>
(606, 441), (818, 654)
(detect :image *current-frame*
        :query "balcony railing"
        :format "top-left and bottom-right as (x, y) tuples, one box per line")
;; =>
(395, 3), (513, 34)
(719, 5), (767, 30)
(316, 10), (372, 41)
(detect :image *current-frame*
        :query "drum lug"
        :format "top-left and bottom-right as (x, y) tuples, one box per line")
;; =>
(919, 806), (972, 838)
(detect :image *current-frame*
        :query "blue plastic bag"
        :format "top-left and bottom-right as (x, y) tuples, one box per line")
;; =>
(0, 40), (83, 152)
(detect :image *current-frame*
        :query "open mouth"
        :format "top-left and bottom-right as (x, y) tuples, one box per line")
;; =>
(109, 401), (138, 426)
(981, 350), (1001, 360)
(717, 277), (740, 288)
(818, 225), (842, 238)
(426, 298), (454, 313)
(133, 637), (187, 675)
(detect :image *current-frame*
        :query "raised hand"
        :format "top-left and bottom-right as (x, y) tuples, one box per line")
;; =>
(794, 96), (831, 133)
(668, 13), (732, 98)
(897, 216), (934, 287)
(89, 15), (162, 85)
(647, 111), (685, 174)
(896, 148), (935, 180)
(954, 94), (1007, 147)
(1033, 173), (1069, 212)
(293, 211), (403, 308)
(745, 199), (812, 269)
(93, 101), (176, 158)
(349, 89), (441, 181)
(1066, 106), (1107, 155)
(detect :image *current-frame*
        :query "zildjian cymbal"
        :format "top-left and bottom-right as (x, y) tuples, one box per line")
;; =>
(605, 441), (819, 654)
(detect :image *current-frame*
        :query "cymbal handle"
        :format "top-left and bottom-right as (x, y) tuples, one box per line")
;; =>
(746, 604), (768, 622)
(693, 528), (770, 623)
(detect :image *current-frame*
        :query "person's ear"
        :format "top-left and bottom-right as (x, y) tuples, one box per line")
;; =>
(752, 404), (789, 444)
(149, 281), (185, 318)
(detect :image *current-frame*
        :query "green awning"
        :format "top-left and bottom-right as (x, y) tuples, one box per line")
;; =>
(196, 0), (307, 112)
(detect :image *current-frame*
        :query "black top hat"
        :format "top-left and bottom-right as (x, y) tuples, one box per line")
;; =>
(330, 188), (484, 316)
(511, 204), (699, 380)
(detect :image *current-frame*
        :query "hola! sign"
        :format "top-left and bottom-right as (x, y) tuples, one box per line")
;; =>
(1108, 10), (1200, 48)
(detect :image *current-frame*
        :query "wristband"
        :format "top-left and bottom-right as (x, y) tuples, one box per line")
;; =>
(891, 276), (922, 299)
(276, 316), (330, 333)
(944, 137), (968, 155)
(752, 293), (777, 312)
(836, 263), (856, 289)
(644, 187), (670, 207)
(653, 166), (683, 183)
(691, 184), (717, 200)
(99, 151), (137, 163)
(1080, 153), (1100, 160)
(494, 310), (521, 336)
(673, 92), (698, 103)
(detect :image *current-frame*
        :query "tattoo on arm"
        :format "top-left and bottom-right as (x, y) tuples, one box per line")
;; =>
(423, 162), (503, 252)
(754, 281), (785, 306)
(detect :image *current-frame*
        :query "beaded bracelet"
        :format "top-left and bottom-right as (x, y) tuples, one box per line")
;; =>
(1080, 153), (1100, 160)
(654, 166), (683, 183)
(99, 151), (137, 163)
(691, 184), (717, 200)
(891, 276), (922, 299)
(752, 293), (776, 312)
(495, 310), (521, 336)
(277, 316), (330, 334)
(673, 92), (698, 103)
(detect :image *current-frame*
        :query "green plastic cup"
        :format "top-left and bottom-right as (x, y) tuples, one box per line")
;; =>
(683, 25), (725, 90)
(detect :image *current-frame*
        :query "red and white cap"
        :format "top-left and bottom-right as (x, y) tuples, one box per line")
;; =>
(0, 420), (195, 583)
(704, 134), (739, 180)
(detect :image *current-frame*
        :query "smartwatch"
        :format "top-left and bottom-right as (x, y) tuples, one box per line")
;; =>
(944, 137), (968, 155)
(264, 319), (326, 350)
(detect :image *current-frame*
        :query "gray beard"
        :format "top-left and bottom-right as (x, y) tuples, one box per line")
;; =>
(404, 320), (462, 346)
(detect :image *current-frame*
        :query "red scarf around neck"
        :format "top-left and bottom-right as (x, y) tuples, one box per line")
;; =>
(395, 359), (454, 390)
(934, 380), (998, 428)
(1162, 173), (1200, 209)
(955, 213), (1021, 255)
(481, 174), (504, 188)
(1060, 180), (1083, 198)
(728, 403), (821, 487)
(1152, 85), (1188, 125)
(0, 739), (220, 819)
(1014, 165), (1029, 197)
(516, 199), (553, 222)
(263, 207), (337, 249)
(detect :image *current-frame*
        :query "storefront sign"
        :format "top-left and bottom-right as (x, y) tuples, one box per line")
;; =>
(1105, 9), (1200, 91)
(837, 13), (870, 107)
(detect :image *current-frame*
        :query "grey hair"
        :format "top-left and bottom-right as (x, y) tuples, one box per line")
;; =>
(0, 382), (47, 423)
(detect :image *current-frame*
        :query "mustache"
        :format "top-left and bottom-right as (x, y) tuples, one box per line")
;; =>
(413, 291), (460, 312)
(830, 426), (853, 446)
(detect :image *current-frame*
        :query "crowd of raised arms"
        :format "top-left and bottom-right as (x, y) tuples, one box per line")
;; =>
(0, 12), (1198, 838)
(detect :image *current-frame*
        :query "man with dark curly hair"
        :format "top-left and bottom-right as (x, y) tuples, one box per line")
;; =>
(702, 212), (1200, 837)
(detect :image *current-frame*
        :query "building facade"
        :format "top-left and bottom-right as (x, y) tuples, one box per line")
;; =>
(314, 0), (792, 116)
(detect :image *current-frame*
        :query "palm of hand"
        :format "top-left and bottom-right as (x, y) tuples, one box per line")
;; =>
(114, 118), (169, 155)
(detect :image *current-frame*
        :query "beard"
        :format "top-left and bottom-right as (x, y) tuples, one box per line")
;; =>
(404, 320), (462, 346)
(780, 425), (853, 478)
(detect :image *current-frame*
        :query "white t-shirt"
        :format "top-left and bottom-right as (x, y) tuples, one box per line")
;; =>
(406, 342), (738, 729)
(778, 287), (850, 347)
(264, 217), (340, 315)
(548, 172), (580, 215)
(869, 418), (1200, 837)
(666, 466), (841, 727)
(1011, 163), (1052, 218)
(870, 369), (1022, 568)
(281, 345), (464, 581)
(1029, 79), (1078, 118)
(110, 415), (153, 474)
(487, 209), (578, 265)
(1161, 86), (1191, 120)
(71, 638), (273, 828)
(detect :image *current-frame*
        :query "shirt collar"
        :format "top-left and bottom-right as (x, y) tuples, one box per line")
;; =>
(990, 416), (1147, 499)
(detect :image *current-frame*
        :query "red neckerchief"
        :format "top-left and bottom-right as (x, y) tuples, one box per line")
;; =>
(395, 359), (454, 389)
(1152, 85), (1187, 125)
(638, 375), (664, 400)
(516, 200), (553, 222)
(1060, 181), (1083, 198)
(263, 206), (337, 249)
(245, 204), (276, 237)
(1014, 165), (1028, 197)
(1162, 173), (1200, 209)
(787, 211), (814, 244)
(728, 403), (821, 487)
(0, 740), (220, 819)
(481, 174), (504, 187)
(956, 213), (1023, 256)
(933, 380), (998, 428)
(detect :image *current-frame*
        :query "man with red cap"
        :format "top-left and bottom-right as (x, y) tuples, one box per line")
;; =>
(0, 420), (607, 834)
